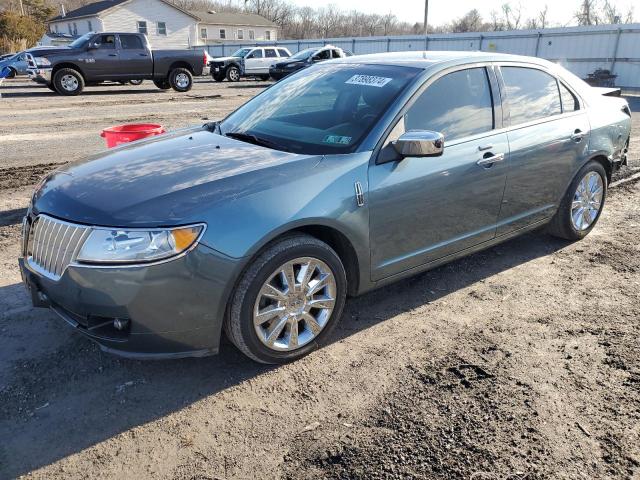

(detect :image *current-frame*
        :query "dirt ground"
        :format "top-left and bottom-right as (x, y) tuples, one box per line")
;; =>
(1, 77), (639, 480)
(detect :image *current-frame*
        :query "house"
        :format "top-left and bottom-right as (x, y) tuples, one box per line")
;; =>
(46, 0), (279, 48)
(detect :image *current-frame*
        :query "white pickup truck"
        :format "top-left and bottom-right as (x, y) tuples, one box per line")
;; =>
(210, 46), (291, 82)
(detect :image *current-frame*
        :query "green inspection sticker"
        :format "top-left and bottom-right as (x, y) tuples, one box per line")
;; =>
(323, 135), (352, 145)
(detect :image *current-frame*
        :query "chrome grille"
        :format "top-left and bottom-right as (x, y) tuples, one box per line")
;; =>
(26, 215), (90, 280)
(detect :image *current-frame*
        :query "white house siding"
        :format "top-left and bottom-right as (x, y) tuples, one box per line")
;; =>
(196, 24), (277, 44)
(100, 0), (196, 48)
(49, 16), (102, 36)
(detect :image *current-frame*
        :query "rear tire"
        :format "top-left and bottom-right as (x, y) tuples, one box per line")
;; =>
(259, 74), (270, 81)
(212, 72), (225, 82)
(53, 68), (84, 96)
(225, 234), (347, 364)
(547, 160), (607, 241)
(153, 79), (171, 90)
(129, 79), (143, 85)
(226, 65), (240, 82)
(169, 67), (192, 92)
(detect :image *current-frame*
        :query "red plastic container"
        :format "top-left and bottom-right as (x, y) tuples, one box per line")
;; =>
(100, 123), (165, 148)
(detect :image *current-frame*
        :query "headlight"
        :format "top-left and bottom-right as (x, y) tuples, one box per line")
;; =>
(34, 57), (51, 67)
(77, 224), (204, 264)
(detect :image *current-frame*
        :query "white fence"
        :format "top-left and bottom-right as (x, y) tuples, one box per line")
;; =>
(194, 23), (640, 89)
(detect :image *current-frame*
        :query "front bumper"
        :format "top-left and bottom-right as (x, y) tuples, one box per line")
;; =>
(28, 67), (52, 84)
(19, 243), (242, 359)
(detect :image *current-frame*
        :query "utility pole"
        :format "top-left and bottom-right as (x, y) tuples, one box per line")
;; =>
(424, 0), (429, 35)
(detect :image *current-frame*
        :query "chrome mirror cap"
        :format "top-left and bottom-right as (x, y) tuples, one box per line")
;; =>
(393, 130), (444, 158)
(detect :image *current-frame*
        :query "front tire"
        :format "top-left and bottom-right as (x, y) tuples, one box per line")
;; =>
(212, 72), (225, 82)
(168, 67), (192, 92)
(259, 74), (270, 81)
(6, 67), (16, 78)
(226, 65), (240, 82)
(53, 68), (84, 95)
(225, 234), (347, 364)
(129, 79), (143, 85)
(547, 160), (607, 240)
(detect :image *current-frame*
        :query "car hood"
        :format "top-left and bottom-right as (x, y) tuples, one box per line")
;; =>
(33, 126), (320, 227)
(28, 47), (72, 57)
(275, 60), (306, 69)
(212, 56), (240, 63)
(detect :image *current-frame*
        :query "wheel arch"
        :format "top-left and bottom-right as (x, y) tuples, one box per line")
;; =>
(168, 61), (194, 74)
(224, 220), (363, 304)
(52, 62), (86, 80)
(587, 153), (613, 184)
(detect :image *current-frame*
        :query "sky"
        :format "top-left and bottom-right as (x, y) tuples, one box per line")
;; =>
(287, 0), (637, 26)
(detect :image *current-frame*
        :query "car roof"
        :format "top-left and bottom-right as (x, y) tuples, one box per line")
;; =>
(332, 50), (551, 69)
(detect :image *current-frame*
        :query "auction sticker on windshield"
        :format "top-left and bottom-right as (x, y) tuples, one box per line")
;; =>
(345, 74), (392, 88)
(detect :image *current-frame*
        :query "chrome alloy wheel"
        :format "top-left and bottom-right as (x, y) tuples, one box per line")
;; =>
(61, 74), (78, 92)
(571, 171), (604, 231)
(175, 73), (190, 89)
(229, 68), (240, 81)
(253, 257), (337, 351)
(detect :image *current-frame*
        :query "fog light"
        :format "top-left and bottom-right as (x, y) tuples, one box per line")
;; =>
(113, 318), (129, 330)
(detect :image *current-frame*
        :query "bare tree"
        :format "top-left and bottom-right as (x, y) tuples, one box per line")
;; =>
(450, 9), (485, 32)
(576, 0), (600, 25)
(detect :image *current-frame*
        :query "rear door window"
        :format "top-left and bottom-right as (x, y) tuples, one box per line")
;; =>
(120, 34), (144, 50)
(403, 67), (494, 141)
(559, 82), (579, 113)
(501, 67), (562, 125)
(265, 48), (277, 58)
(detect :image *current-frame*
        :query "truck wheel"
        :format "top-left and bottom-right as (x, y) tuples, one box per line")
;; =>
(225, 234), (347, 364)
(46, 84), (57, 92)
(259, 74), (270, 81)
(212, 72), (225, 82)
(153, 79), (171, 90)
(53, 68), (84, 95)
(6, 67), (16, 78)
(169, 68), (193, 92)
(129, 79), (143, 86)
(226, 65), (240, 82)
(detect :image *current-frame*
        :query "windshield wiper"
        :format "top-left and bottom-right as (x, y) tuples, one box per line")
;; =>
(224, 132), (288, 151)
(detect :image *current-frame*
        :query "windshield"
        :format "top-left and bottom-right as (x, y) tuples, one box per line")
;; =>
(290, 48), (315, 60)
(220, 63), (420, 155)
(232, 48), (252, 58)
(69, 33), (94, 49)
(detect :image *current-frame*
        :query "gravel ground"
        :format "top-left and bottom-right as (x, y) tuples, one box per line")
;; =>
(0, 78), (639, 480)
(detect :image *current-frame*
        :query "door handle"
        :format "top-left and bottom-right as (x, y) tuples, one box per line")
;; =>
(477, 152), (505, 167)
(570, 130), (586, 142)
(108, 53), (117, 57)
(139, 53), (148, 56)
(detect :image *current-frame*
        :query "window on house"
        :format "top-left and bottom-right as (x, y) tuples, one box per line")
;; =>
(200, 27), (207, 39)
(249, 29), (255, 40)
(54, 24), (59, 33)
(219, 28), (226, 39)
(68, 23), (72, 34)
(156, 22), (166, 35)
(137, 21), (147, 34)
(237, 29), (244, 40)
(87, 20), (92, 31)
(72, 22), (78, 35)
(265, 30), (271, 40)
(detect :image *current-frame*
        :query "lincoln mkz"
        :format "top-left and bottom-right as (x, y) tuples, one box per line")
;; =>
(19, 52), (631, 363)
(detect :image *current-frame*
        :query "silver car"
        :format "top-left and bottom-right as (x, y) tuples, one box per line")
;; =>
(20, 51), (631, 363)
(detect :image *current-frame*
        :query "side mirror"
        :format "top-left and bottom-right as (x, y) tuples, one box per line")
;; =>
(392, 130), (444, 158)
